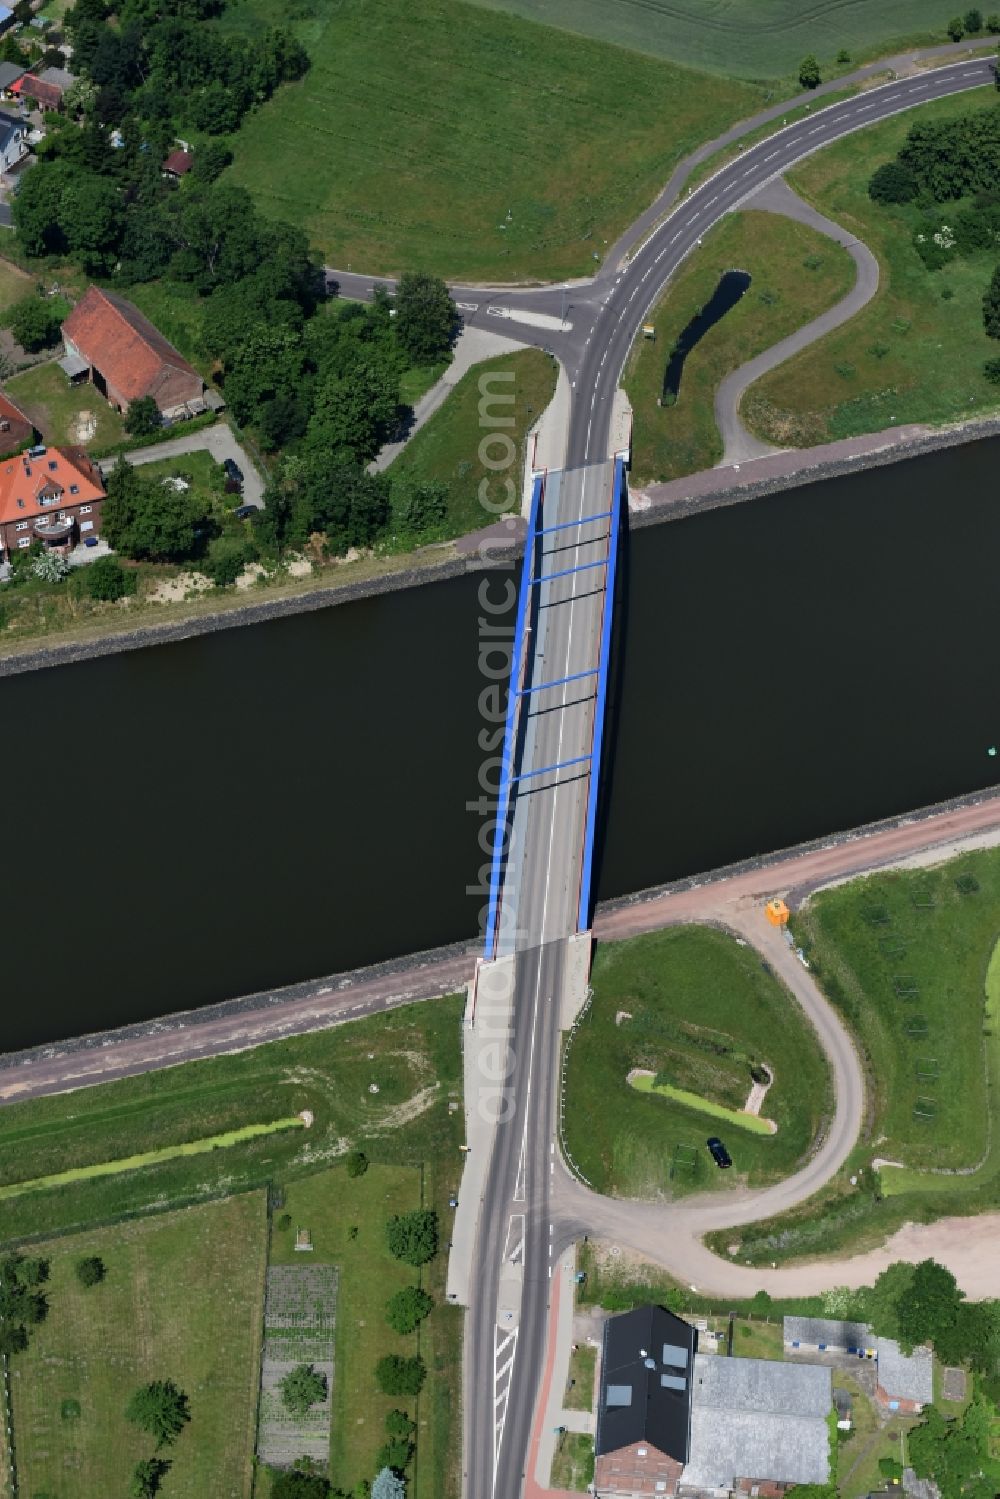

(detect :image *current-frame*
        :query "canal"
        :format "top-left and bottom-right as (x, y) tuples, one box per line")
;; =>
(2, 434), (999, 1052)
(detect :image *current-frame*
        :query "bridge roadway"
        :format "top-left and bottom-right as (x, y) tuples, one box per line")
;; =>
(331, 52), (998, 1499)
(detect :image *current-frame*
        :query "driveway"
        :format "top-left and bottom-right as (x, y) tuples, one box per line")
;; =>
(101, 423), (265, 509)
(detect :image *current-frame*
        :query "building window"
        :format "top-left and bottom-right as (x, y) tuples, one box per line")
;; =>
(637, 1449), (648, 1458)
(80, 521), (93, 532)
(79, 503), (90, 513)
(14, 520), (27, 531)
(16, 497), (24, 508)
(48, 460), (57, 471)
(17, 537), (30, 548)
(70, 484), (79, 494)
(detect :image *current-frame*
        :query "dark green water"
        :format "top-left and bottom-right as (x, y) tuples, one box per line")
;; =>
(2, 436), (998, 1051)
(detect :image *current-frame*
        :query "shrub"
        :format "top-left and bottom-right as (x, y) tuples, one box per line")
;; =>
(798, 54), (821, 88)
(386, 1210), (438, 1266)
(375, 1354), (426, 1397)
(835, 48), (851, 63)
(130, 1458), (171, 1499)
(385, 1410), (417, 1441)
(346, 1150), (368, 1178)
(277, 1212), (293, 1231)
(75, 1256), (106, 1287)
(6, 293), (62, 351)
(947, 15), (966, 38)
(32, 550), (69, 583)
(279, 1363), (328, 1417)
(964, 7), (983, 30)
(377, 1438), (414, 1471)
(124, 395), (161, 437)
(868, 160), (918, 204)
(984, 356), (1000, 382)
(987, 12), (1000, 30)
(84, 556), (136, 601)
(201, 535), (251, 587)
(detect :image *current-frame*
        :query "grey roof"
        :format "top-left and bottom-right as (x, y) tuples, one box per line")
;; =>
(59, 352), (89, 378)
(0, 62), (26, 90)
(0, 107), (23, 149)
(596, 1306), (697, 1462)
(37, 67), (76, 90)
(683, 1353), (832, 1489)
(876, 1339), (934, 1403)
(784, 1316), (873, 1349)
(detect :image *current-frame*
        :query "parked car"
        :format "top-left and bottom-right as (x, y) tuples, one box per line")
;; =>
(223, 457), (244, 484)
(706, 1136), (732, 1169)
(234, 503), (257, 519)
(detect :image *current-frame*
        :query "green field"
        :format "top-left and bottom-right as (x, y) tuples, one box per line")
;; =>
(0, 996), (463, 1243)
(123, 279), (214, 379)
(563, 926), (832, 1198)
(0, 256), (33, 317)
(625, 210), (855, 482)
(712, 847), (1000, 1266)
(222, 0), (765, 279)
(551, 1432), (595, 1492)
(565, 1343), (596, 1411)
(387, 348), (557, 539)
(12, 1192), (267, 1499)
(465, 0), (971, 79)
(628, 1072), (775, 1134)
(6, 361), (126, 450)
(745, 89), (1000, 445)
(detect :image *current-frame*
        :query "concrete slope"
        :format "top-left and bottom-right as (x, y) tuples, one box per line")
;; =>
(715, 177), (881, 465)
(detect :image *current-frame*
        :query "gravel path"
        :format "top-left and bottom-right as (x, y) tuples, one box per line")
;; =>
(714, 177), (881, 466)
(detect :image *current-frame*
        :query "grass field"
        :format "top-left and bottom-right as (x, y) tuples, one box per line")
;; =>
(387, 349), (557, 540)
(550, 1432), (595, 1492)
(122, 279), (213, 378)
(745, 89), (1000, 445)
(11, 1192), (268, 1499)
(0, 257), (33, 316)
(565, 1343), (596, 1412)
(465, 0), (968, 80)
(563, 926), (832, 1198)
(709, 847), (1000, 1267)
(628, 1073), (775, 1134)
(5, 361), (126, 450)
(0, 996), (463, 1244)
(221, 0), (765, 280)
(624, 210), (855, 483)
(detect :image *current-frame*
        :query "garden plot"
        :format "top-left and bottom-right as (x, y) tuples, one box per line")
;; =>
(257, 1265), (338, 1468)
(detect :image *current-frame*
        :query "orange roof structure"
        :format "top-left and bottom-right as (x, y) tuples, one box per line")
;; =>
(16, 74), (62, 110)
(62, 286), (201, 411)
(0, 447), (103, 527)
(162, 148), (192, 176)
(0, 390), (34, 452)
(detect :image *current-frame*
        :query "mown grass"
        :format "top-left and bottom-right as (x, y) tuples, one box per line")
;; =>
(221, 0), (765, 280)
(565, 1343), (596, 1412)
(0, 995), (464, 1244)
(464, 0), (969, 80)
(745, 89), (1000, 445)
(550, 1431), (595, 1492)
(625, 210), (855, 483)
(629, 1073), (775, 1134)
(5, 361), (126, 450)
(11, 1192), (268, 1499)
(709, 847), (1000, 1267)
(387, 349), (557, 540)
(563, 927), (832, 1198)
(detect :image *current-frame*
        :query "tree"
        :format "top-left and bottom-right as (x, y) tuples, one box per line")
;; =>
(269, 1467), (331, 1499)
(102, 459), (208, 562)
(371, 1468), (405, 1499)
(988, 12), (1000, 31)
(0, 1325), (27, 1356)
(32, 549), (70, 583)
(868, 160), (918, 204)
(84, 555), (137, 601)
(984, 265), (1000, 337)
(124, 1379), (191, 1448)
(385, 1210), (438, 1267)
(346, 1150), (369, 1178)
(985, 355), (1000, 382)
(964, 7), (983, 30)
(375, 1355), (426, 1397)
(305, 352), (400, 464)
(75, 1255), (107, 1287)
(201, 535), (251, 587)
(124, 395), (161, 436)
(385, 1287), (433, 1335)
(393, 272), (455, 364)
(947, 15), (966, 39)
(798, 54), (821, 89)
(130, 1458), (171, 1499)
(190, 139), (232, 184)
(6, 294), (62, 352)
(279, 1363), (329, 1417)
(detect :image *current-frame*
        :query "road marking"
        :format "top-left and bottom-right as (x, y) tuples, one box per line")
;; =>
(763, 151), (779, 162)
(455, 301), (479, 312)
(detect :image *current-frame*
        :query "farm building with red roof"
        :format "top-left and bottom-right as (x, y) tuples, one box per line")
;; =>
(61, 286), (205, 419)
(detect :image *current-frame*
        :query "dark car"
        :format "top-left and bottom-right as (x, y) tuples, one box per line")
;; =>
(234, 503), (257, 519)
(707, 1137), (732, 1169)
(223, 457), (244, 484)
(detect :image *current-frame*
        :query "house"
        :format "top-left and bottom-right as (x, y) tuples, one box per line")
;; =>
(874, 1338), (933, 1414)
(0, 108), (27, 174)
(783, 1316), (875, 1356)
(0, 445), (105, 558)
(684, 1353), (832, 1495)
(595, 1305), (697, 1497)
(0, 61), (26, 98)
(0, 391), (35, 457)
(13, 67), (75, 112)
(595, 1307), (833, 1498)
(61, 286), (205, 420)
(162, 148), (192, 179)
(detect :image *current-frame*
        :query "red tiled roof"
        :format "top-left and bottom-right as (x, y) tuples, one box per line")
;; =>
(162, 149), (192, 175)
(0, 391), (33, 451)
(0, 446), (104, 527)
(62, 286), (202, 410)
(18, 75), (62, 110)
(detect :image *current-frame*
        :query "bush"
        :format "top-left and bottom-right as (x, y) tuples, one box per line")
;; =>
(984, 356), (1000, 382)
(987, 12), (1000, 31)
(201, 535), (251, 587)
(277, 1212), (293, 1231)
(385, 1210), (438, 1266)
(84, 556), (136, 601)
(798, 54), (821, 88)
(130, 1458), (171, 1499)
(269, 1465), (331, 1499)
(75, 1255), (106, 1287)
(868, 160), (918, 204)
(385, 1286), (433, 1335)
(385, 1410), (416, 1441)
(124, 396), (162, 437)
(346, 1150), (368, 1178)
(947, 15), (966, 38)
(835, 48), (851, 63)
(375, 1354), (426, 1397)
(964, 7), (983, 29)
(6, 293), (62, 351)
(279, 1363), (328, 1417)
(377, 1438), (413, 1471)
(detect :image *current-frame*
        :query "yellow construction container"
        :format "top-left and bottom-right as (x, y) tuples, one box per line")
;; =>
(765, 898), (790, 927)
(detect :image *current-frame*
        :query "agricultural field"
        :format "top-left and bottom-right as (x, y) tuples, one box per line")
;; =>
(387, 348), (557, 539)
(562, 926), (833, 1198)
(745, 88), (1000, 445)
(221, 0), (766, 280)
(713, 847), (1000, 1266)
(10, 1192), (268, 1499)
(466, 0), (966, 79)
(625, 211), (855, 482)
(0, 995), (464, 1243)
